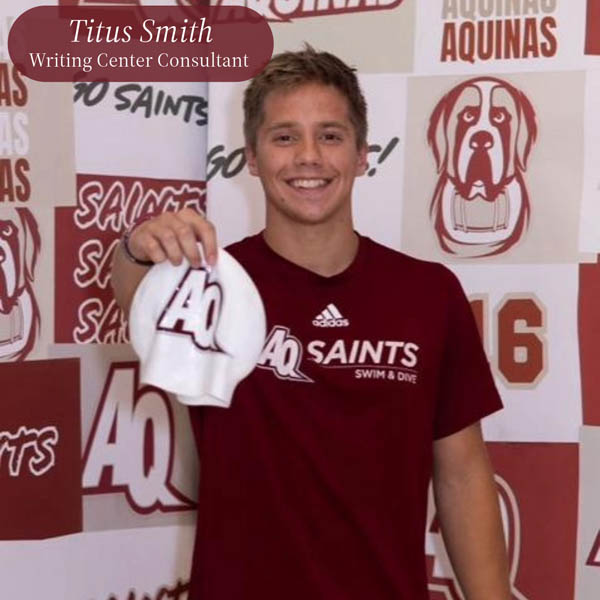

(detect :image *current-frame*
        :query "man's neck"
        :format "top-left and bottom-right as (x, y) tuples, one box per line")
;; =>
(263, 220), (359, 278)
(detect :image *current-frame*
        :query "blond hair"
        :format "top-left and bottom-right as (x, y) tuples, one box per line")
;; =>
(243, 45), (367, 151)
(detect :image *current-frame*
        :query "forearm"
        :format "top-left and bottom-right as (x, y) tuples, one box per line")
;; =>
(110, 209), (218, 317)
(433, 428), (511, 600)
(110, 241), (151, 317)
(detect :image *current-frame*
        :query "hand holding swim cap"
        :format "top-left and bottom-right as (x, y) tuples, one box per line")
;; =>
(126, 208), (218, 269)
(129, 246), (266, 407)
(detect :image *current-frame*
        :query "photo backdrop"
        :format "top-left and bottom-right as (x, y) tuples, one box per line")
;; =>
(1, 1), (599, 598)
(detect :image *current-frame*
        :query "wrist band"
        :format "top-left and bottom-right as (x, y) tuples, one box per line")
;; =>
(121, 219), (154, 267)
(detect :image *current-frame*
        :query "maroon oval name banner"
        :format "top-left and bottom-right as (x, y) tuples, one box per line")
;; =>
(8, 6), (274, 82)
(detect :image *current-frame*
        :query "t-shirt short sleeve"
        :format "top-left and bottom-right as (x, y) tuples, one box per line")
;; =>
(433, 267), (503, 440)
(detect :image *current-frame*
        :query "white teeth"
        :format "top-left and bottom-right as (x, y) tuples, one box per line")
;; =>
(290, 179), (328, 189)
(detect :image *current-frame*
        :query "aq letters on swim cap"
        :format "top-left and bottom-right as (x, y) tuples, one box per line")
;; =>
(129, 246), (266, 407)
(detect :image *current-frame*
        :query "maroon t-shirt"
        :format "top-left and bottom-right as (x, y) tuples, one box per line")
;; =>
(188, 232), (502, 599)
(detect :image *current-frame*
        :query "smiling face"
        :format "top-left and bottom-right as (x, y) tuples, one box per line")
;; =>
(245, 83), (367, 230)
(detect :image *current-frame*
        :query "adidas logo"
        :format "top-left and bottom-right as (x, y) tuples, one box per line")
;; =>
(312, 304), (349, 328)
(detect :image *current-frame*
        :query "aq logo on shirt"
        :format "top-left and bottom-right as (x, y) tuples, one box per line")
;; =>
(257, 326), (313, 382)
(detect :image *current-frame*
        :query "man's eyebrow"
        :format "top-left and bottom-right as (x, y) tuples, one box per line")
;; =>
(264, 121), (350, 132)
(319, 121), (350, 130)
(264, 121), (297, 133)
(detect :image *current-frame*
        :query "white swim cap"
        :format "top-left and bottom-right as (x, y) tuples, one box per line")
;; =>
(129, 247), (266, 407)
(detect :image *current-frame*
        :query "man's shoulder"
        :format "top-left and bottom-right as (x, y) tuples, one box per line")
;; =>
(224, 233), (262, 264)
(362, 235), (455, 285)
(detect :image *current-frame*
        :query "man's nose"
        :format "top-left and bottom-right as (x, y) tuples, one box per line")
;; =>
(294, 137), (322, 166)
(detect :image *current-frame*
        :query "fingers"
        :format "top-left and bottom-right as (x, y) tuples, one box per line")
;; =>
(187, 214), (217, 267)
(127, 209), (217, 269)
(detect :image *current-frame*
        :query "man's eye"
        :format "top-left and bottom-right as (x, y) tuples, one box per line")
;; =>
(274, 134), (293, 143)
(322, 133), (342, 142)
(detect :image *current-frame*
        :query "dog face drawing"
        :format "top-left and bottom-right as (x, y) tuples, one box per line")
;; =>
(0, 208), (41, 361)
(428, 77), (537, 257)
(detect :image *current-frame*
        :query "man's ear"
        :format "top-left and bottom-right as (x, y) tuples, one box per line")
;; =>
(356, 144), (368, 176)
(245, 145), (259, 177)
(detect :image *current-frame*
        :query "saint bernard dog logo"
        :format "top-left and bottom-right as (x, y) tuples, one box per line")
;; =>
(428, 76), (537, 258)
(0, 208), (41, 361)
(157, 266), (224, 352)
(312, 303), (349, 327)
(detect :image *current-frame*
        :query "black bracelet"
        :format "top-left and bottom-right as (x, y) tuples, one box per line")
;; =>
(121, 227), (154, 267)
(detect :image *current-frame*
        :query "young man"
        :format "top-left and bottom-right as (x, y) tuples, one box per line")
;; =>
(111, 48), (511, 599)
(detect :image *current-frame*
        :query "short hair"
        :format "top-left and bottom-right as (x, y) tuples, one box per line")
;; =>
(243, 45), (368, 151)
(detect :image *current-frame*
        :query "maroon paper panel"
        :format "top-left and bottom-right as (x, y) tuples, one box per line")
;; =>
(0, 358), (82, 540)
